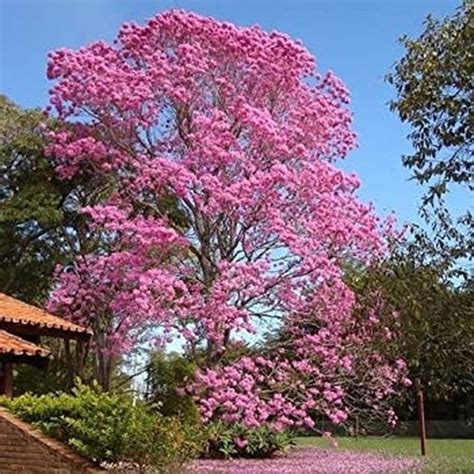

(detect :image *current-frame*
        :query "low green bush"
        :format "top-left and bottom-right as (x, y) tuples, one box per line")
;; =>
(0, 383), (203, 471)
(202, 421), (295, 459)
(145, 351), (201, 425)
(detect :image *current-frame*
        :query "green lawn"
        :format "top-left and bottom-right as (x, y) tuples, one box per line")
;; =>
(296, 436), (474, 473)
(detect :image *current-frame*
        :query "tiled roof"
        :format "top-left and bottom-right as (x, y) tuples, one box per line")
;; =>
(0, 330), (52, 359)
(0, 293), (91, 338)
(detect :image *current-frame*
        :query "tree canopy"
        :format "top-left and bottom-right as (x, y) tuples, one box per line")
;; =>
(387, 3), (473, 203)
(386, 4), (473, 276)
(0, 95), (112, 303)
(0, 95), (63, 302)
(45, 10), (408, 429)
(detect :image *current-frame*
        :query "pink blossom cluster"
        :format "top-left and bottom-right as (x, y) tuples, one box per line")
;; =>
(189, 291), (410, 431)
(46, 9), (406, 427)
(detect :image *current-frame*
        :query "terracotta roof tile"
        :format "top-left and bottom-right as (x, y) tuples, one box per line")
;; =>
(0, 330), (52, 359)
(0, 293), (91, 338)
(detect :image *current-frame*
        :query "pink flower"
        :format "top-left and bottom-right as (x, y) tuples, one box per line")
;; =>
(46, 9), (405, 427)
(234, 437), (248, 449)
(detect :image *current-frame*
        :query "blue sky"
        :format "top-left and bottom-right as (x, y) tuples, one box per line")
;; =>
(0, 0), (461, 226)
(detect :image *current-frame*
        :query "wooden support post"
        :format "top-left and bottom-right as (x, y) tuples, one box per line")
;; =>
(0, 362), (4, 395)
(416, 379), (427, 456)
(0, 361), (13, 398)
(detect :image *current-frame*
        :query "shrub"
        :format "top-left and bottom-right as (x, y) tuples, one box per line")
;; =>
(121, 405), (205, 471)
(145, 351), (200, 424)
(0, 382), (203, 471)
(202, 422), (295, 459)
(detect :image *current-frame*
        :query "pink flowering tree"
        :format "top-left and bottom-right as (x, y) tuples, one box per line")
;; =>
(46, 11), (408, 426)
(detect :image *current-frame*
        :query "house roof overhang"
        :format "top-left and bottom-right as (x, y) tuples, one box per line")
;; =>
(0, 293), (92, 341)
(0, 330), (52, 368)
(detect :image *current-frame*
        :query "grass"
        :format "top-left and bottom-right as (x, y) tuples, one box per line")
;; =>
(296, 436), (474, 473)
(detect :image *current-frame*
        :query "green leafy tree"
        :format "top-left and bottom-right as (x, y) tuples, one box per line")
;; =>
(145, 351), (200, 423)
(0, 96), (61, 302)
(349, 248), (474, 420)
(386, 4), (473, 276)
(387, 3), (472, 203)
(0, 95), (107, 303)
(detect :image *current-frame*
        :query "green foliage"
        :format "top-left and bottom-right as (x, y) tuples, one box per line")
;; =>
(145, 351), (200, 423)
(386, 4), (473, 276)
(13, 338), (88, 396)
(348, 249), (474, 419)
(387, 4), (473, 200)
(13, 362), (70, 397)
(0, 95), (107, 304)
(385, 3), (473, 419)
(203, 422), (295, 459)
(0, 95), (63, 302)
(13, 341), (134, 397)
(123, 409), (205, 471)
(0, 382), (203, 470)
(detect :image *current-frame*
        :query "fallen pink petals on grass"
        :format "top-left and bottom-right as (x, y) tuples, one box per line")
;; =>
(188, 447), (422, 473)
